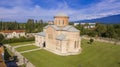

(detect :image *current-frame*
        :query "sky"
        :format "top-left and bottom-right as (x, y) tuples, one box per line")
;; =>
(0, 0), (120, 22)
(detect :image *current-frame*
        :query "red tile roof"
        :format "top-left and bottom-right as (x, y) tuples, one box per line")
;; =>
(0, 30), (25, 33)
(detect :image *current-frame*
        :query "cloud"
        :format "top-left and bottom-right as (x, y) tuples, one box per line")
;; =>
(71, 0), (120, 20)
(0, 0), (33, 8)
(0, 0), (120, 22)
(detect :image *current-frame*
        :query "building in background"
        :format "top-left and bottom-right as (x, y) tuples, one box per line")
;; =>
(74, 22), (96, 29)
(0, 30), (25, 39)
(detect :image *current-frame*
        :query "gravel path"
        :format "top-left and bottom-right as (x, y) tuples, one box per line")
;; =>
(20, 48), (41, 53)
(14, 44), (34, 48)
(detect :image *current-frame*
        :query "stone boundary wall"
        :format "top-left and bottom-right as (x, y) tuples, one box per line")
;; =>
(4, 44), (35, 67)
(82, 36), (120, 45)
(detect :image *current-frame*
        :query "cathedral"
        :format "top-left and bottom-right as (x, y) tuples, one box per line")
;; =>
(35, 13), (81, 56)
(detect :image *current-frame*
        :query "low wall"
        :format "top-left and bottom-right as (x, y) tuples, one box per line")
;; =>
(5, 44), (35, 67)
(82, 36), (120, 45)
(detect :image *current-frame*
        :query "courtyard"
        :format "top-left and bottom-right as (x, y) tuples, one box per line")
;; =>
(9, 39), (120, 67)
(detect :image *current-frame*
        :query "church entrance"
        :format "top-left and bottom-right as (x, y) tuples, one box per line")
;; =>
(43, 42), (46, 47)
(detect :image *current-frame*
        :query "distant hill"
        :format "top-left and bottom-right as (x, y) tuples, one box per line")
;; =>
(76, 14), (120, 24)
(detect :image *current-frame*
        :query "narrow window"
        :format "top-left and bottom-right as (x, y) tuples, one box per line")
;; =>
(74, 41), (76, 48)
(77, 41), (79, 48)
(63, 20), (64, 25)
(59, 20), (60, 25)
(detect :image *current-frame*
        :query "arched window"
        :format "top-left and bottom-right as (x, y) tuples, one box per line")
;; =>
(77, 41), (79, 48)
(55, 20), (57, 24)
(63, 20), (64, 25)
(59, 20), (60, 25)
(74, 41), (77, 49)
(74, 41), (79, 49)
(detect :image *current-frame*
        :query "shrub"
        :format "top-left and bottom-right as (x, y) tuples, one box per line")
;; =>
(89, 38), (94, 44)
(2, 37), (35, 44)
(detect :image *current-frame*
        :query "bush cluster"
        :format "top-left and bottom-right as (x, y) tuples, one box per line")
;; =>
(2, 37), (35, 44)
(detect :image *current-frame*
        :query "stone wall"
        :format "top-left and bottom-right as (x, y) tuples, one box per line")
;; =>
(5, 44), (35, 67)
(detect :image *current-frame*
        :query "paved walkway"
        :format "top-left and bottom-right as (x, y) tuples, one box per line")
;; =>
(14, 44), (34, 48)
(20, 48), (41, 53)
(13, 43), (41, 53)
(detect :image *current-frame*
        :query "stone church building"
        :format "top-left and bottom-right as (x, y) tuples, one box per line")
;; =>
(35, 13), (81, 55)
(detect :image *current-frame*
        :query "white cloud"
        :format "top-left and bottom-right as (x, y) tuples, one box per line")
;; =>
(70, 0), (120, 20)
(0, 0), (120, 22)
(0, 0), (33, 7)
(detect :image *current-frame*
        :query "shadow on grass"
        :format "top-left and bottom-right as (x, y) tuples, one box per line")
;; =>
(78, 64), (82, 67)
(118, 62), (120, 66)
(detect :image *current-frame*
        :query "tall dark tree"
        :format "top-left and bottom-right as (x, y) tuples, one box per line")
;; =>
(96, 23), (107, 37)
(106, 25), (115, 38)
(26, 19), (35, 33)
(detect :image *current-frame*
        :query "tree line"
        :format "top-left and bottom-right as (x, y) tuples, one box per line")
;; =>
(0, 21), (25, 30)
(0, 19), (47, 33)
(0, 20), (120, 40)
(75, 23), (120, 40)
(25, 19), (47, 33)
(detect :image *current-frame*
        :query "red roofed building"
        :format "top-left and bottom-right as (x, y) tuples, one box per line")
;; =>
(0, 30), (25, 39)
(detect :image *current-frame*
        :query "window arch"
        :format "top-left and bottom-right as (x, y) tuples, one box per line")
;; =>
(74, 41), (79, 49)
(63, 20), (64, 25)
(74, 41), (77, 49)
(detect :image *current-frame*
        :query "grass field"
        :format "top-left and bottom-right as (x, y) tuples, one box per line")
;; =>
(9, 41), (34, 46)
(21, 39), (120, 67)
(16, 45), (39, 52)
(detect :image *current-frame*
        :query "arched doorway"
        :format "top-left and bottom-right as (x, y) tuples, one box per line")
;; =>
(43, 42), (46, 47)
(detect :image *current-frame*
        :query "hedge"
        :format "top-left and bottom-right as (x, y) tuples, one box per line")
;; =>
(2, 37), (35, 44)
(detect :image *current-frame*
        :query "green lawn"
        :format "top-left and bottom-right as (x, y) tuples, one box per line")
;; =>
(10, 41), (34, 46)
(16, 45), (39, 52)
(22, 39), (120, 67)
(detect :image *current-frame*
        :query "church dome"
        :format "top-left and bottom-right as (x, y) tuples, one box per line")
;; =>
(55, 12), (68, 17)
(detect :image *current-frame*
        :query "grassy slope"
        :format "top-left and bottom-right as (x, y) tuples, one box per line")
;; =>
(10, 41), (34, 46)
(22, 39), (120, 67)
(16, 45), (39, 52)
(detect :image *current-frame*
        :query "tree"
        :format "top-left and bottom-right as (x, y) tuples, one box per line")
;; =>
(106, 25), (115, 38)
(87, 30), (97, 37)
(0, 34), (4, 42)
(75, 24), (85, 35)
(26, 19), (35, 33)
(89, 38), (94, 44)
(96, 23), (107, 37)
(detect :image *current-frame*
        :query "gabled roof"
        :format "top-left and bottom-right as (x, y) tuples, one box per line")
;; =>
(67, 26), (80, 32)
(51, 25), (60, 30)
(44, 25), (79, 32)
(62, 25), (80, 32)
(44, 25), (60, 30)
(56, 34), (66, 41)
(44, 25), (49, 29)
(36, 31), (46, 37)
(62, 25), (72, 30)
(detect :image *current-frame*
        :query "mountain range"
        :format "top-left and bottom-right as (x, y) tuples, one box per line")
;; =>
(76, 14), (120, 24)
